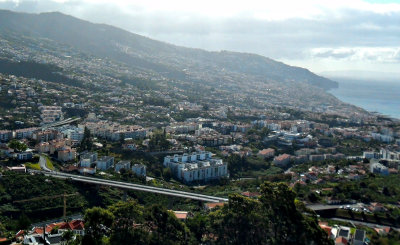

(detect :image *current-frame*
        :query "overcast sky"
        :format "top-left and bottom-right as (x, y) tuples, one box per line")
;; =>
(1, 0), (400, 75)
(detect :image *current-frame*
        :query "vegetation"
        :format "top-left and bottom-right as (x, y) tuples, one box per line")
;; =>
(25, 162), (41, 170)
(8, 139), (27, 152)
(81, 182), (332, 245)
(79, 127), (93, 152)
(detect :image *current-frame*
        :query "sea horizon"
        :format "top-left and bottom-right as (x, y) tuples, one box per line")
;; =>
(329, 77), (400, 120)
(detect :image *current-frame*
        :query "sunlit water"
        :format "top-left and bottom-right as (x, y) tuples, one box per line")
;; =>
(329, 78), (400, 119)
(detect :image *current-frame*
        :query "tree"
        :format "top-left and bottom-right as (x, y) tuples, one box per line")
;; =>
(144, 205), (189, 245)
(187, 213), (210, 243)
(108, 201), (149, 245)
(148, 132), (171, 152)
(62, 230), (74, 244)
(79, 127), (93, 152)
(83, 207), (114, 245)
(162, 168), (172, 181)
(8, 139), (27, 152)
(208, 182), (333, 245)
(17, 212), (31, 230)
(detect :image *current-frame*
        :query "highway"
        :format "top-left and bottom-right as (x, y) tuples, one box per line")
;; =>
(30, 170), (228, 203)
(41, 117), (81, 129)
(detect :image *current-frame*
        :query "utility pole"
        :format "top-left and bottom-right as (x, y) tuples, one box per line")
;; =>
(13, 192), (79, 220)
(63, 192), (67, 220)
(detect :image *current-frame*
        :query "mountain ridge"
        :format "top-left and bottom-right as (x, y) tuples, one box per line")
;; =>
(0, 9), (338, 91)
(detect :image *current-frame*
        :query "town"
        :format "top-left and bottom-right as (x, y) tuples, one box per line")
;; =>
(1, 70), (400, 244)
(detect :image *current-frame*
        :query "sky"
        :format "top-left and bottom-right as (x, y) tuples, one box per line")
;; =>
(0, 0), (400, 76)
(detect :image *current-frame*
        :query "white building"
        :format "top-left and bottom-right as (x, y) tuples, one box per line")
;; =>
(0, 130), (12, 142)
(163, 152), (228, 183)
(363, 151), (379, 159)
(96, 156), (114, 171)
(63, 128), (84, 142)
(132, 164), (146, 177)
(370, 162), (389, 176)
(115, 161), (131, 172)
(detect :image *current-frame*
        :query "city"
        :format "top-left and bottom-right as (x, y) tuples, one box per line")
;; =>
(0, 3), (400, 245)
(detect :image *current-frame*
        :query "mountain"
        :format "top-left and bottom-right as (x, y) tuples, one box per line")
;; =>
(0, 9), (354, 114)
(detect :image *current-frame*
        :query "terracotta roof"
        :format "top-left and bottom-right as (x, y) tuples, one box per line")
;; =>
(173, 211), (188, 220)
(258, 148), (274, 155)
(335, 236), (348, 245)
(275, 154), (291, 161)
(15, 230), (25, 238)
(205, 202), (225, 210)
(319, 224), (332, 237)
(241, 191), (260, 198)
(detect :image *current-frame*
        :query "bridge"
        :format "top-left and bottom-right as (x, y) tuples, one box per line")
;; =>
(41, 117), (81, 130)
(30, 170), (229, 203)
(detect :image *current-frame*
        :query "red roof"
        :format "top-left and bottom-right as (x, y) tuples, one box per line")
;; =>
(319, 224), (332, 237)
(16, 230), (25, 238)
(241, 191), (260, 198)
(275, 154), (291, 161)
(258, 148), (274, 155)
(205, 202), (225, 210)
(173, 211), (188, 220)
(32, 220), (84, 235)
(335, 236), (348, 245)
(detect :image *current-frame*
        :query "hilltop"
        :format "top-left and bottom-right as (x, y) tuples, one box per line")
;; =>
(0, 9), (353, 114)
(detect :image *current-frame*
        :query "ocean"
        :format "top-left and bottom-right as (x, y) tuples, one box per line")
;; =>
(329, 78), (400, 119)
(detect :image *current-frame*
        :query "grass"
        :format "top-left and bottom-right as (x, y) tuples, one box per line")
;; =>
(25, 162), (41, 170)
(45, 157), (54, 170)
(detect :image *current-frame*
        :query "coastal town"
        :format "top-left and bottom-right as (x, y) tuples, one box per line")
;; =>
(1, 70), (400, 244)
(0, 5), (399, 244)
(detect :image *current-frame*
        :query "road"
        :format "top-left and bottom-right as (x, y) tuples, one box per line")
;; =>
(39, 155), (52, 171)
(41, 117), (80, 130)
(329, 217), (400, 231)
(30, 170), (228, 203)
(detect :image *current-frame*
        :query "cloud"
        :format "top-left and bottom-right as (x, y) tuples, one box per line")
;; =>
(310, 47), (400, 63)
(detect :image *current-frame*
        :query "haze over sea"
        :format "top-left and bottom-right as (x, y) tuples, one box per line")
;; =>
(329, 78), (400, 119)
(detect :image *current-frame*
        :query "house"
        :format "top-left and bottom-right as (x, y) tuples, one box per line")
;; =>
(353, 229), (366, 245)
(8, 165), (26, 173)
(335, 236), (348, 245)
(26, 219), (85, 244)
(241, 191), (260, 198)
(78, 167), (96, 175)
(337, 226), (351, 242)
(57, 147), (77, 162)
(115, 161), (131, 172)
(172, 211), (189, 221)
(23, 233), (63, 245)
(318, 222), (334, 239)
(63, 127), (84, 143)
(80, 152), (98, 167)
(370, 162), (389, 176)
(132, 164), (146, 177)
(273, 154), (291, 167)
(96, 156), (114, 171)
(0, 130), (12, 142)
(17, 151), (33, 161)
(35, 142), (50, 153)
(204, 202), (225, 211)
(257, 148), (275, 158)
(33, 129), (63, 142)
(14, 127), (38, 139)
